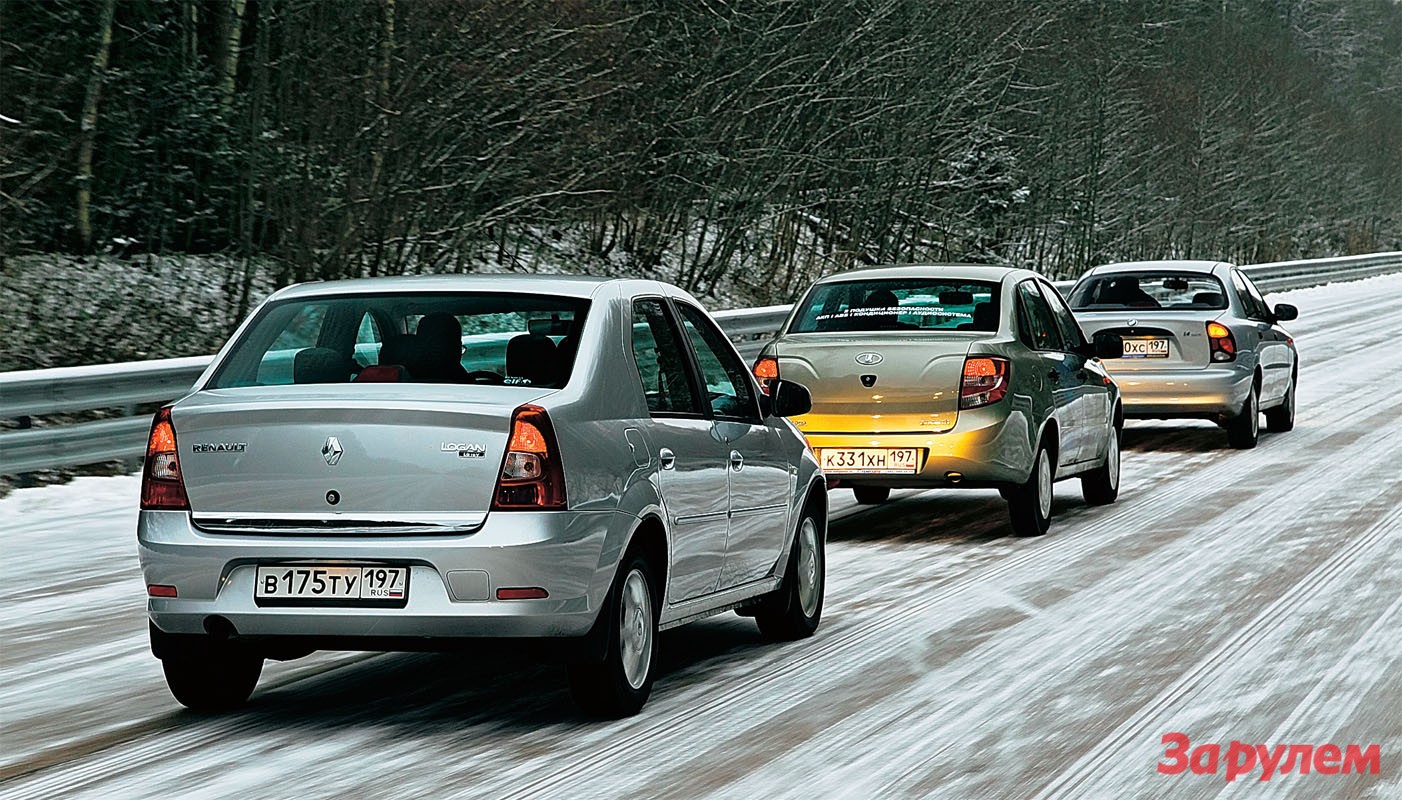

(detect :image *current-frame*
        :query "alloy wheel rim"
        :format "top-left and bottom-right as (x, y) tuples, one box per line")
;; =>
(619, 569), (653, 690)
(1037, 450), (1052, 519)
(796, 517), (820, 618)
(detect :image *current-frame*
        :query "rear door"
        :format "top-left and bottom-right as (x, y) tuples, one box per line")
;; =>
(1235, 271), (1293, 403)
(673, 301), (792, 589)
(630, 298), (731, 603)
(1015, 280), (1083, 465)
(1039, 280), (1110, 462)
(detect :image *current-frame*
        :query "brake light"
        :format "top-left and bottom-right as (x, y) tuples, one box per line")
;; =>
(960, 357), (1010, 409)
(492, 404), (567, 510)
(140, 407), (190, 510)
(1207, 321), (1236, 362)
(753, 356), (780, 395)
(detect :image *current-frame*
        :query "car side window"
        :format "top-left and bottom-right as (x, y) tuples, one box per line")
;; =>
(1231, 271), (1269, 321)
(1016, 280), (1064, 351)
(631, 299), (704, 416)
(1239, 273), (1273, 321)
(1038, 281), (1085, 351)
(675, 302), (761, 421)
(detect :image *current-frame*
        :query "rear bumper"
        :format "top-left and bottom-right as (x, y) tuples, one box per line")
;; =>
(1110, 363), (1253, 417)
(137, 508), (626, 643)
(802, 402), (1032, 486)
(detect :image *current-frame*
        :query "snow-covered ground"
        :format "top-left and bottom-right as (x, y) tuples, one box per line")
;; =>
(1, 275), (1400, 799)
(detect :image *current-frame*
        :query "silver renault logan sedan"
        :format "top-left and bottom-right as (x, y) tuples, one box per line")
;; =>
(138, 275), (824, 717)
(753, 265), (1124, 537)
(1068, 261), (1299, 448)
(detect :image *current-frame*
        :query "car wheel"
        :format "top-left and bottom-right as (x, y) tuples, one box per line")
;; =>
(1226, 383), (1260, 449)
(755, 505), (825, 641)
(1080, 424), (1121, 506)
(1007, 441), (1053, 537)
(159, 637), (263, 712)
(1264, 375), (1296, 433)
(852, 486), (890, 505)
(568, 553), (657, 717)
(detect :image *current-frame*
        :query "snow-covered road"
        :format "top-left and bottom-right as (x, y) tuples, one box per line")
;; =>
(3, 275), (1400, 799)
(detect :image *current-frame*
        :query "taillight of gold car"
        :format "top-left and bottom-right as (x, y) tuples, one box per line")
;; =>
(960, 357), (1010, 409)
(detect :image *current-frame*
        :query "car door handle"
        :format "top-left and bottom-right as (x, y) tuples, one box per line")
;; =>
(729, 450), (744, 471)
(658, 448), (676, 470)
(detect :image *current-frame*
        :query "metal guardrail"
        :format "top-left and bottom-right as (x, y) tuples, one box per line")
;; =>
(3, 253), (1398, 474)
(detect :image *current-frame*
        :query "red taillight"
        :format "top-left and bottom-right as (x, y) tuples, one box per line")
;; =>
(1207, 321), (1236, 362)
(753, 356), (780, 395)
(140, 407), (190, 511)
(492, 404), (567, 510)
(147, 584), (178, 598)
(960, 357), (1010, 409)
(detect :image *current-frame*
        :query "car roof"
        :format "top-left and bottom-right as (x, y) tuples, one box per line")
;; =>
(811, 264), (1023, 284)
(268, 273), (622, 302)
(1086, 260), (1232, 275)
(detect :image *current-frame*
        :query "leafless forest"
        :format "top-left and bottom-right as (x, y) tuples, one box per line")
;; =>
(3, 0), (1400, 308)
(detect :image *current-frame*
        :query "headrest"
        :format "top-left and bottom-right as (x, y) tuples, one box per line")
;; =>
(293, 347), (355, 384)
(506, 334), (560, 386)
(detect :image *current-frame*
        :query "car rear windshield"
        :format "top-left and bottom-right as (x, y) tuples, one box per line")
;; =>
(208, 293), (589, 389)
(788, 279), (1001, 333)
(1069, 272), (1228, 311)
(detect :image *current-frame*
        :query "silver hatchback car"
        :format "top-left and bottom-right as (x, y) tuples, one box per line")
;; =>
(1068, 261), (1299, 448)
(138, 275), (824, 717)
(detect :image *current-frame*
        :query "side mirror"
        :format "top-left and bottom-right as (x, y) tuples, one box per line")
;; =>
(769, 379), (812, 417)
(1273, 303), (1298, 322)
(1091, 332), (1123, 360)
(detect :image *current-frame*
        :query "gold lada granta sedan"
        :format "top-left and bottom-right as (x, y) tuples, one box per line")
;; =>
(753, 266), (1124, 537)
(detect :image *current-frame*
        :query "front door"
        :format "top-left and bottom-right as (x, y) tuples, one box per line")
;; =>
(674, 302), (793, 588)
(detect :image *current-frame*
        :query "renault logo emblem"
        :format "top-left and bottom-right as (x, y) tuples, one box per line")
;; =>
(322, 436), (344, 466)
(855, 352), (884, 366)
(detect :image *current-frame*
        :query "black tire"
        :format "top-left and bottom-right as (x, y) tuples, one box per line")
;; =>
(1080, 424), (1121, 506)
(1007, 440), (1053, 537)
(852, 486), (890, 505)
(1264, 375), (1296, 433)
(159, 639), (263, 712)
(567, 553), (658, 718)
(754, 505), (825, 641)
(1226, 383), (1260, 449)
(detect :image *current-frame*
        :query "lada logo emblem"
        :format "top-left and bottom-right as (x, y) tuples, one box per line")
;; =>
(1127, 319), (1139, 327)
(855, 352), (884, 366)
(322, 436), (344, 466)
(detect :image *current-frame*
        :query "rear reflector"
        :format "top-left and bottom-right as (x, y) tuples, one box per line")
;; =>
(960, 356), (1010, 409)
(147, 584), (178, 598)
(753, 356), (779, 395)
(497, 587), (549, 600)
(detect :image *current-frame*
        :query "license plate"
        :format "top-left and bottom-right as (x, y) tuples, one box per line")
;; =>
(818, 448), (920, 474)
(1122, 337), (1169, 358)
(255, 565), (408, 606)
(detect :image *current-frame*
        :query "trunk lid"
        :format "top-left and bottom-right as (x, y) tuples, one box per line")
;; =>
(773, 333), (974, 434)
(171, 384), (553, 533)
(1076, 312), (1222, 372)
